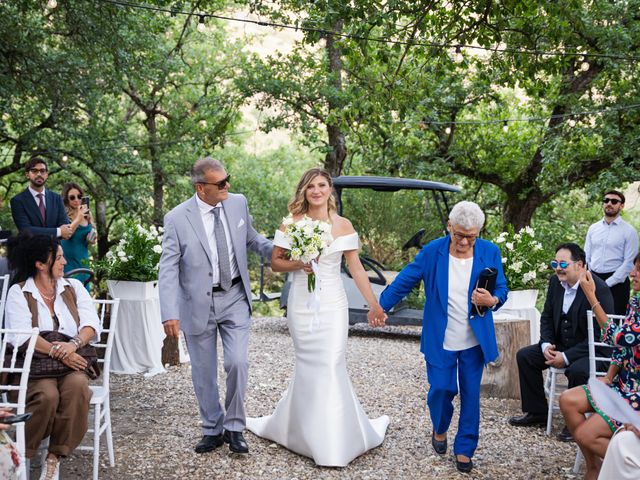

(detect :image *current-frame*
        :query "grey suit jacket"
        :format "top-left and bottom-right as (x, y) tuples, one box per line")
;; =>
(158, 193), (273, 335)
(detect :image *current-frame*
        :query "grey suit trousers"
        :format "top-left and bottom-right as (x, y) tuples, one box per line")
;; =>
(184, 282), (251, 435)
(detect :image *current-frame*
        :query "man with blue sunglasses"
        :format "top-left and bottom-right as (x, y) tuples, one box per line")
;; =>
(509, 243), (614, 442)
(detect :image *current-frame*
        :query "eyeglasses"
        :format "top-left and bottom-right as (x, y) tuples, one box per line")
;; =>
(29, 168), (48, 174)
(451, 228), (478, 242)
(198, 175), (230, 190)
(602, 198), (621, 205)
(550, 260), (576, 269)
(68, 195), (82, 201)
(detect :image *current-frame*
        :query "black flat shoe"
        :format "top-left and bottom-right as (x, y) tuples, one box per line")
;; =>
(194, 433), (224, 453)
(431, 432), (447, 455)
(508, 412), (547, 427)
(223, 430), (249, 454)
(455, 457), (473, 473)
(557, 426), (574, 442)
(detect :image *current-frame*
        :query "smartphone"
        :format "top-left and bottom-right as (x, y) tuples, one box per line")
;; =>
(81, 196), (90, 208)
(1, 412), (33, 424)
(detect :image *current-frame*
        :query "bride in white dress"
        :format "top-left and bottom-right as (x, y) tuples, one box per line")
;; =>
(247, 168), (390, 467)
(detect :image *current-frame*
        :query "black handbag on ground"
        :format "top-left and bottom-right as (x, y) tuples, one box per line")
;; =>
(471, 267), (498, 316)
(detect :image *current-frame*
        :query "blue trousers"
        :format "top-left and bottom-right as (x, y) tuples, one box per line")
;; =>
(426, 344), (484, 457)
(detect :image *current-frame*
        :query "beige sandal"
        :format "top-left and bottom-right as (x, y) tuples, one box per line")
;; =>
(39, 456), (60, 480)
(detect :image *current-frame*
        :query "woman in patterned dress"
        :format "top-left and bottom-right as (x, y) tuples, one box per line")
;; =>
(559, 252), (640, 480)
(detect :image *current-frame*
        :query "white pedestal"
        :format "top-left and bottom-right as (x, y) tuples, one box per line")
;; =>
(496, 289), (541, 344)
(107, 280), (166, 376)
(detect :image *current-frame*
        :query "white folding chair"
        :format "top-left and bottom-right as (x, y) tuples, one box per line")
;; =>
(0, 274), (10, 327)
(76, 298), (120, 480)
(572, 311), (625, 474)
(544, 366), (567, 435)
(0, 327), (40, 480)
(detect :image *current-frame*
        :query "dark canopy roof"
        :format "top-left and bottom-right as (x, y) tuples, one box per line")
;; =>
(332, 175), (460, 193)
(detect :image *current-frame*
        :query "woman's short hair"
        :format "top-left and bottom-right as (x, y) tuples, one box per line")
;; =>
(448, 201), (485, 230)
(288, 168), (337, 217)
(190, 157), (224, 185)
(7, 233), (60, 285)
(61, 182), (84, 207)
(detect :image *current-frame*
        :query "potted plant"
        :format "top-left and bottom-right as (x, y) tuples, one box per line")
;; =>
(98, 220), (163, 300)
(494, 225), (550, 309)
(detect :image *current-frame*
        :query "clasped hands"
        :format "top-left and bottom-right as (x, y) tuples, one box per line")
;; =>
(367, 304), (387, 328)
(50, 341), (87, 371)
(543, 344), (567, 368)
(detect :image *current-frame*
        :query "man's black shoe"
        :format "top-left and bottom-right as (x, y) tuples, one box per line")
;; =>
(557, 426), (574, 442)
(431, 432), (447, 455)
(508, 412), (547, 427)
(223, 430), (249, 454)
(455, 457), (473, 473)
(194, 433), (224, 453)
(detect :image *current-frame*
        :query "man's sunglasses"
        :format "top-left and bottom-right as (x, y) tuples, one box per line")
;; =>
(550, 260), (576, 269)
(68, 195), (82, 201)
(29, 168), (48, 174)
(198, 175), (230, 190)
(602, 198), (621, 205)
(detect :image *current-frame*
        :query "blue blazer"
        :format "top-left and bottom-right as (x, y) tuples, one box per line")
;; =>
(10, 188), (69, 237)
(380, 235), (508, 367)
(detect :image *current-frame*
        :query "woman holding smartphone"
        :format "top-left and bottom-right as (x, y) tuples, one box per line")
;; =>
(60, 183), (96, 290)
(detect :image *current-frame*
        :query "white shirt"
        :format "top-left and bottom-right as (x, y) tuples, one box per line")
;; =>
(444, 255), (479, 351)
(4, 277), (101, 347)
(28, 186), (62, 238)
(585, 216), (639, 287)
(541, 279), (580, 366)
(195, 194), (239, 286)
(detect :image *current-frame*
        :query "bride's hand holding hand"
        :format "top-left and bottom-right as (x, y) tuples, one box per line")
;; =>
(367, 304), (387, 328)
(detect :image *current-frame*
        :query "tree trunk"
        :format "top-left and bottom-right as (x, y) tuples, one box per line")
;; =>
(502, 189), (548, 230)
(145, 114), (164, 227)
(95, 199), (109, 259)
(324, 19), (347, 176)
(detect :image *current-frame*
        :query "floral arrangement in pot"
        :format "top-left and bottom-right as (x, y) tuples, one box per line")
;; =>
(494, 225), (550, 291)
(97, 220), (163, 282)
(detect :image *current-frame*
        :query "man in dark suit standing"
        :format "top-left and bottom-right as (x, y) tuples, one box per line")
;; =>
(508, 243), (614, 441)
(10, 157), (72, 239)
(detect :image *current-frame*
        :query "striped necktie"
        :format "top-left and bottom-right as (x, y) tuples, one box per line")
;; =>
(212, 207), (232, 291)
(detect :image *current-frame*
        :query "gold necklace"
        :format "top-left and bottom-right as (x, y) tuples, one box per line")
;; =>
(35, 281), (56, 302)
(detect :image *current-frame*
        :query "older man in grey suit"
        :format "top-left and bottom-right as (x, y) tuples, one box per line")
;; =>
(159, 157), (272, 454)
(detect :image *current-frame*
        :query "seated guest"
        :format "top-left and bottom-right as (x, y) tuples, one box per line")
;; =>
(509, 243), (614, 441)
(559, 254), (640, 480)
(598, 423), (640, 480)
(4, 233), (100, 480)
(61, 182), (96, 289)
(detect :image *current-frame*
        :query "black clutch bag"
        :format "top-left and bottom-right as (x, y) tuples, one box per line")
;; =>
(472, 267), (498, 316)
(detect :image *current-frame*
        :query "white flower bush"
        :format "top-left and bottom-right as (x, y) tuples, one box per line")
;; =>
(494, 225), (550, 290)
(97, 220), (163, 282)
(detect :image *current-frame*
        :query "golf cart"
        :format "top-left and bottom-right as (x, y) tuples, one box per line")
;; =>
(280, 175), (460, 326)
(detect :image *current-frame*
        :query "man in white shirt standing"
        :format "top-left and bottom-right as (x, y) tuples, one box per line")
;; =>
(585, 190), (639, 315)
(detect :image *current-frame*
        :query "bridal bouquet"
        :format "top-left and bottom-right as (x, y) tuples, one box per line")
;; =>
(282, 214), (333, 291)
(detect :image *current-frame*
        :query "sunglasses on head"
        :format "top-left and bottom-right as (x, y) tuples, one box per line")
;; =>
(550, 260), (576, 269)
(602, 198), (621, 205)
(198, 174), (231, 190)
(68, 195), (82, 201)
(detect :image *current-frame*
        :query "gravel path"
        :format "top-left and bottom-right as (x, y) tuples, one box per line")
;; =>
(54, 317), (581, 479)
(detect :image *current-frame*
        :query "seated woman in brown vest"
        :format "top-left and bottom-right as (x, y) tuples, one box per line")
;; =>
(4, 233), (100, 480)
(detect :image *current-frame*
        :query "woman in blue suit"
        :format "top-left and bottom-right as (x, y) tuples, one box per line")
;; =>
(380, 201), (508, 473)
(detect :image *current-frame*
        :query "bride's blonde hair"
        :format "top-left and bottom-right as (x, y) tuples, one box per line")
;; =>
(288, 168), (337, 218)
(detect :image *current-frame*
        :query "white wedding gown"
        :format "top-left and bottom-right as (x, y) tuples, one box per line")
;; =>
(247, 230), (389, 467)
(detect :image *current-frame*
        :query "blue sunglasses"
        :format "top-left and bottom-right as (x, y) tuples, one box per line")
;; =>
(550, 260), (576, 269)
